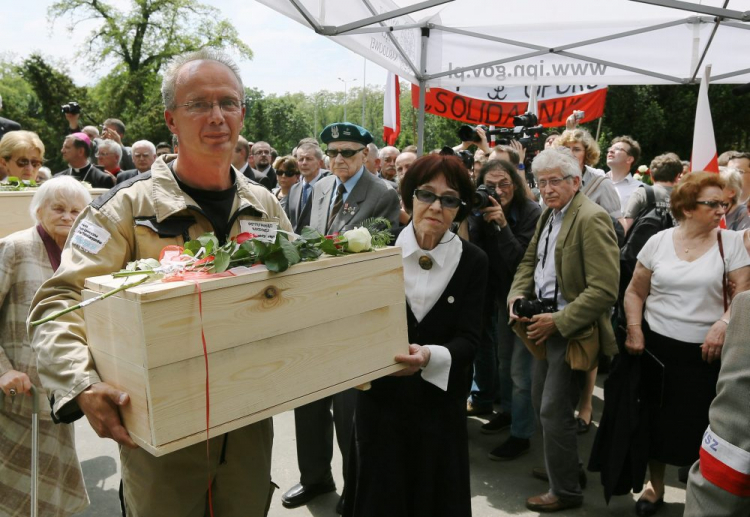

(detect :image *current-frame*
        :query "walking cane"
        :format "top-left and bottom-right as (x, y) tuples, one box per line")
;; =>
(1, 385), (39, 517)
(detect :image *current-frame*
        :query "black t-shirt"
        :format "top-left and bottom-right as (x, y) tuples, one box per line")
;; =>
(172, 168), (237, 244)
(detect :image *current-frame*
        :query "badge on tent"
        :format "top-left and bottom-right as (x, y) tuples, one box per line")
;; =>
(240, 220), (278, 243)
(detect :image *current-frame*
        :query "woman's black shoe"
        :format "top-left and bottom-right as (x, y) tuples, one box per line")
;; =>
(635, 496), (664, 516)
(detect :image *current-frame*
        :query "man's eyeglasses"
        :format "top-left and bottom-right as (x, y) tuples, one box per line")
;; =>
(537, 175), (572, 189)
(133, 153), (153, 159)
(15, 158), (43, 168)
(696, 200), (730, 210)
(280, 169), (300, 177)
(413, 189), (465, 209)
(253, 150), (271, 156)
(95, 152), (113, 158)
(175, 99), (243, 114)
(486, 181), (512, 190)
(324, 148), (365, 159)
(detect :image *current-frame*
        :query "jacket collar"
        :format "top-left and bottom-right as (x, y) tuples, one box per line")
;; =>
(150, 156), (271, 222)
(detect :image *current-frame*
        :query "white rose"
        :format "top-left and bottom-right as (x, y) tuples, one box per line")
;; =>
(343, 227), (372, 253)
(633, 173), (642, 181)
(637, 165), (648, 174)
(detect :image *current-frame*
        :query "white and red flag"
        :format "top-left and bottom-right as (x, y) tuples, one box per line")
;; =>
(690, 65), (719, 173)
(383, 72), (400, 145)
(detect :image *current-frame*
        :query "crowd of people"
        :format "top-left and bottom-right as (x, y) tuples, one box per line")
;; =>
(1, 48), (750, 517)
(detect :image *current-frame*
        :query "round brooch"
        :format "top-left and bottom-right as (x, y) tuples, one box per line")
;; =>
(418, 256), (433, 270)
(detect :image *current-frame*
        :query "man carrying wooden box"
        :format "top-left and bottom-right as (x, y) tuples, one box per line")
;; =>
(29, 49), (293, 517)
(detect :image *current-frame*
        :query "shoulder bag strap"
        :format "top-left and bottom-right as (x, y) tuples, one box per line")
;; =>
(717, 230), (728, 311)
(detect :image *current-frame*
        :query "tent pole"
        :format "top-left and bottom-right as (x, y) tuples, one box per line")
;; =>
(595, 116), (604, 142)
(417, 28), (430, 156)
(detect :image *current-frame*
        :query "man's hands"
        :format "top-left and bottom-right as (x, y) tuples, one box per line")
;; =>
(65, 112), (81, 131)
(76, 382), (138, 448)
(508, 298), (558, 345)
(0, 370), (33, 396)
(508, 139), (526, 165)
(481, 196), (507, 228)
(102, 126), (122, 145)
(457, 126), (490, 154)
(392, 344), (431, 376)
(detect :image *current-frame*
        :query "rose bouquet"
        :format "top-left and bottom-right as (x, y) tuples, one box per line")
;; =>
(634, 165), (653, 185)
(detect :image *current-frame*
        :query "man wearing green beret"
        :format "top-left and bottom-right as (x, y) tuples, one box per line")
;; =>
(282, 122), (400, 513)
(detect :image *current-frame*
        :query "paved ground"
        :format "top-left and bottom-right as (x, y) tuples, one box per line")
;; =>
(74, 380), (688, 516)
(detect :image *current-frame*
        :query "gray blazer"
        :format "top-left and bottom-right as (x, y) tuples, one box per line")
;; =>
(309, 167), (400, 234)
(286, 170), (330, 233)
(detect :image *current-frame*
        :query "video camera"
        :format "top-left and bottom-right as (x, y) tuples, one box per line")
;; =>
(61, 101), (82, 115)
(458, 112), (546, 151)
(439, 146), (474, 171)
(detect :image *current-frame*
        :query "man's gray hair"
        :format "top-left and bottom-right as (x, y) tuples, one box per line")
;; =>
(161, 48), (244, 110)
(367, 143), (379, 156)
(532, 147), (581, 179)
(98, 139), (123, 162)
(132, 140), (156, 154)
(298, 142), (323, 160)
(29, 176), (92, 224)
(379, 145), (399, 158)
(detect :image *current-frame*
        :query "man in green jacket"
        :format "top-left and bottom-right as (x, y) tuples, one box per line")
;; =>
(508, 147), (619, 512)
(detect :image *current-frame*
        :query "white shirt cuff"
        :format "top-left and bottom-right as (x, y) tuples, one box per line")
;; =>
(420, 345), (452, 391)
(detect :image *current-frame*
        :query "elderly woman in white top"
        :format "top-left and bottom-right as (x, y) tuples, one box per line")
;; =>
(624, 172), (750, 516)
(0, 176), (91, 516)
(343, 154), (488, 517)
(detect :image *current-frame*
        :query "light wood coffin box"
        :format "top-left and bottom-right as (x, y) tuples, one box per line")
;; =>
(0, 189), (109, 238)
(82, 247), (408, 456)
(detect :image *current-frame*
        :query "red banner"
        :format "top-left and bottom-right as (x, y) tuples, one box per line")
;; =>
(411, 85), (607, 128)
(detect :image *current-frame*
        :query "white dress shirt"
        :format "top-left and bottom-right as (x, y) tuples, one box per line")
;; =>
(533, 198), (574, 310)
(396, 222), (462, 391)
(607, 171), (643, 211)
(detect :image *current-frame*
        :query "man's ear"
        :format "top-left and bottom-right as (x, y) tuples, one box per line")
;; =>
(164, 110), (177, 135)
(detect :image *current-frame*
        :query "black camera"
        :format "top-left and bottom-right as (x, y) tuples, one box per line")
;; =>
(473, 184), (500, 210)
(513, 297), (556, 318)
(439, 146), (474, 171)
(61, 101), (81, 115)
(457, 112), (546, 151)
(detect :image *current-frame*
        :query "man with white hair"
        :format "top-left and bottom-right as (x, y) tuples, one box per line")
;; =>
(116, 140), (157, 184)
(508, 147), (619, 513)
(378, 146), (399, 183)
(364, 143), (380, 175)
(96, 139), (123, 176)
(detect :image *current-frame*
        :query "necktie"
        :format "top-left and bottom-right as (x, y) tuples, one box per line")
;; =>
(327, 183), (347, 234)
(302, 182), (312, 207)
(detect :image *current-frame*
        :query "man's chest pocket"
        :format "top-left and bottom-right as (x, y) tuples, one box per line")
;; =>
(133, 217), (196, 259)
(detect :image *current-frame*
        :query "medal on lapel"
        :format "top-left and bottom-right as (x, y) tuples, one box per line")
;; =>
(418, 255), (433, 270)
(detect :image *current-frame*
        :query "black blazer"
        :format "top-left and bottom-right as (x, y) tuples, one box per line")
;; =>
(54, 164), (115, 189)
(244, 167), (277, 192)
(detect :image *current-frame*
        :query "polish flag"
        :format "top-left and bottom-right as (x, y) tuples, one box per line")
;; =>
(383, 72), (400, 145)
(691, 65), (719, 173)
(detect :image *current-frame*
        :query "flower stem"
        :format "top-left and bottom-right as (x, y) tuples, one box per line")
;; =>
(30, 275), (151, 327)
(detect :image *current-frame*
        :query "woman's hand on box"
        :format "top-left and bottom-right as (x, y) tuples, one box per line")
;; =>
(76, 382), (138, 448)
(392, 344), (431, 376)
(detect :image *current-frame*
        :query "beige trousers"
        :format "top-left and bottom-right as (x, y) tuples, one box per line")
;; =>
(121, 419), (274, 517)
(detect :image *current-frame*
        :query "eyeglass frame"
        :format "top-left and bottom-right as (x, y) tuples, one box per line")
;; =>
(695, 200), (730, 210)
(537, 175), (573, 189)
(174, 98), (244, 114)
(485, 180), (513, 190)
(324, 148), (365, 159)
(13, 157), (44, 169)
(413, 188), (465, 209)
(279, 169), (300, 177)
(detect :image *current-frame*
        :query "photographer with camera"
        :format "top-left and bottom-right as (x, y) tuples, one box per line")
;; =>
(508, 147), (619, 513)
(466, 159), (541, 461)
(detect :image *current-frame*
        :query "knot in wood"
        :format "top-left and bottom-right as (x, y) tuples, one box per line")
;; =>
(264, 286), (278, 300)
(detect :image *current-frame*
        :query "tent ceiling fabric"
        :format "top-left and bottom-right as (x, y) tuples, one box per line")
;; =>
(257, 0), (750, 86)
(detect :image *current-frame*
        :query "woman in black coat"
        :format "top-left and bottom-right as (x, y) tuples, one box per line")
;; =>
(343, 154), (488, 517)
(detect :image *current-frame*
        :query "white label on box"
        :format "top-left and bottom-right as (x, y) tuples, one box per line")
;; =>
(71, 220), (111, 254)
(240, 220), (278, 243)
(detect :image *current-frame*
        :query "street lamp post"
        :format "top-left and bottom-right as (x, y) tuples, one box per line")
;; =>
(338, 77), (356, 122)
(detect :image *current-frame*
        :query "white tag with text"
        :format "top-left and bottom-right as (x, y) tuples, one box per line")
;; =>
(71, 220), (111, 254)
(240, 220), (278, 244)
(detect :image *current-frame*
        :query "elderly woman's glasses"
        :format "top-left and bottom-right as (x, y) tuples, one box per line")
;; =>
(15, 158), (43, 168)
(537, 175), (572, 188)
(176, 99), (243, 114)
(413, 189), (464, 209)
(280, 169), (299, 177)
(695, 200), (729, 210)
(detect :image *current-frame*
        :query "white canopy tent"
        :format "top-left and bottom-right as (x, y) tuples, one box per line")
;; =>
(257, 0), (750, 151)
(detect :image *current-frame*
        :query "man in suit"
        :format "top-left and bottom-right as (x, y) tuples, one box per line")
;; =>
(684, 290), (750, 516)
(282, 123), (400, 513)
(285, 142), (327, 232)
(231, 136), (252, 177)
(508, 147), (619, 513)
(116, 140), (157, 184)
(55, 133), (115, 189)
(248, 141), (277, 191)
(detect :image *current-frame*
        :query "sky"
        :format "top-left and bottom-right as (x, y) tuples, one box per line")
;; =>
(0, 0), (390, 97)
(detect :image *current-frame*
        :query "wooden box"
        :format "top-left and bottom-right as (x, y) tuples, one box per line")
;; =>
(0, 189), (109, 238)
(82, 248), (407, 456)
